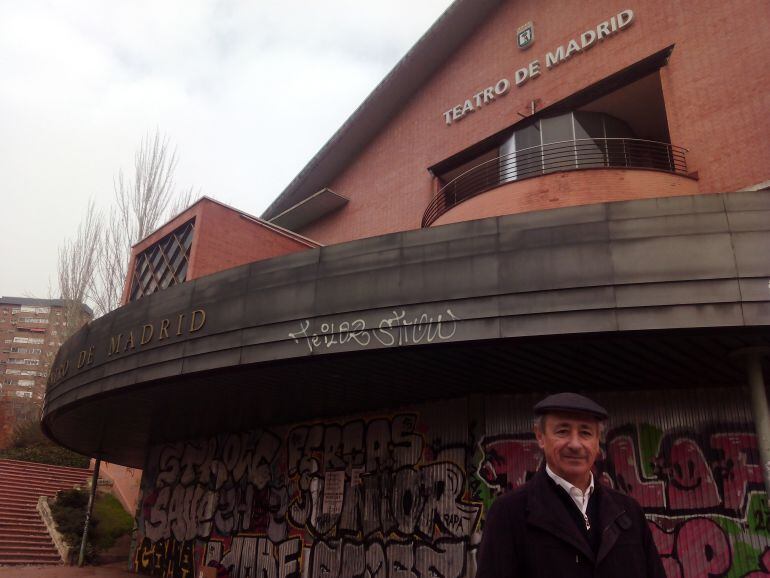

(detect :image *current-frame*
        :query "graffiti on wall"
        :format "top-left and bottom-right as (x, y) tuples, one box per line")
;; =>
(134, 409), (770, 578)
(135, 413), (480, 578)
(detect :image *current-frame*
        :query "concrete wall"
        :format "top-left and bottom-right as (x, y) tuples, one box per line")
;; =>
(131, 387), (768, 578)
(99, 460), (142, 516)
(297, 0), (770, 243)
(43, 191), (770, 468)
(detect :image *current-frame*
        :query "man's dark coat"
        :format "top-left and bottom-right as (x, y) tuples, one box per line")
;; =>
(475, 469), (666, 578)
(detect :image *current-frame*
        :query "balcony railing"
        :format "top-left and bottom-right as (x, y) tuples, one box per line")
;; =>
(422, 138), (688, 227)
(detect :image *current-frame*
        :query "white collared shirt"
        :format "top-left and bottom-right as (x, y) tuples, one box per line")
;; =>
(545, 464), (595, 517)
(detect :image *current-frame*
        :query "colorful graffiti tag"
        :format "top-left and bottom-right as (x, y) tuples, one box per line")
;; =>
(135, 414), (480, 578)
(134, 410), (769, 578)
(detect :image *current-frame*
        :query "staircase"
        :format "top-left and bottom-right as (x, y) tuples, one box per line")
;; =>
(0, 459), (92, 566)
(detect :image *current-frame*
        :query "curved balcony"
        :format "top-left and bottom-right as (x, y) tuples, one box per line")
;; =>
(422, 138), (688, 227)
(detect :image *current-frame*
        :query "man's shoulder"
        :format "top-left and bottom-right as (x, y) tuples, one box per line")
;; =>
(598, 483), (647, 515)
(489, 477), (539, 513)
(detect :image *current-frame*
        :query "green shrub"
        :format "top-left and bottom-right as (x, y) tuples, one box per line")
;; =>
(50, 488), (134, 563)
(51, 489), (98, 564)
(92, 493), (134, 550)
(0, 445), (90, 468)
(10, 420), (46, 448)
(0, 419), (90, 468)
(56, 488), (89, 510)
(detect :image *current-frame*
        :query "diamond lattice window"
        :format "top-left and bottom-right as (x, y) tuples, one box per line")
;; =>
(129, 219), (195, 302)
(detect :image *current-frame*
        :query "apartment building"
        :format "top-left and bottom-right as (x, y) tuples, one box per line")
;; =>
(0, 297), (91, 402)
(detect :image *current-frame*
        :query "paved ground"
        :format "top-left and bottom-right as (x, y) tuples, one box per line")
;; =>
(0, 562), (134, 577)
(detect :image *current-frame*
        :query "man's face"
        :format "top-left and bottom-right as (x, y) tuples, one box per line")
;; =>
(535, 411), (601, 488)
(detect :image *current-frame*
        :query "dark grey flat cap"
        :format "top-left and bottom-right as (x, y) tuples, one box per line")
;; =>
(534, 392), (608, 420)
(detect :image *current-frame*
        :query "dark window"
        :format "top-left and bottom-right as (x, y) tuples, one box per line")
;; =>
(514, 124), (542, 180)
(541, 114), (574, 174)
(128, 219), (195, 302)
(573, 112), (606, 168)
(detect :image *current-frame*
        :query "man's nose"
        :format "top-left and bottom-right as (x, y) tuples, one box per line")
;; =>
(567, 433), (582, 449)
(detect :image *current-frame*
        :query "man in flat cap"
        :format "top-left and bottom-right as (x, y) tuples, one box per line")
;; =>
(476, 392), (665, 578)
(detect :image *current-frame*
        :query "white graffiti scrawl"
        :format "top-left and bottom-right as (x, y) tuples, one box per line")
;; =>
(288, 309), (460, 353)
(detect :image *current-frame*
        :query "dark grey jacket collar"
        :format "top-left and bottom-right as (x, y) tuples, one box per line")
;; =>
(525, 469), (628, 564)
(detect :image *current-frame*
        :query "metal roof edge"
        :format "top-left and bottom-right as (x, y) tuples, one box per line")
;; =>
(131, 195), (321, 250)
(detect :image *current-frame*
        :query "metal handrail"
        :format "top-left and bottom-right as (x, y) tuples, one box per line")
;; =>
(422, 138), (689, 227)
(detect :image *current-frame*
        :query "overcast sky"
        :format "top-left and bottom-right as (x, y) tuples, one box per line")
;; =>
(0, 0), (454, 299)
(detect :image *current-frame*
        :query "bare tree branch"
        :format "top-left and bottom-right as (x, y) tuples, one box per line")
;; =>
(91, 207), (129, 318)
(168, 186), (197, 219)
(57, 199), (102, 337)
(59, 129), (197, 319)
(115, 130), (179, 244)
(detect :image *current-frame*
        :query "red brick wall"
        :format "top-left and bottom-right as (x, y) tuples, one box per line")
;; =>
(298, 0), (770, 243)
(432, 169), (700, 226)
(122, 199), (318, 304)
(189, 201), (316, 280)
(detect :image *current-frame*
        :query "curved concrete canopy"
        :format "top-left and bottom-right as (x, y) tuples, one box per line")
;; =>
(43, 191), (770, 467)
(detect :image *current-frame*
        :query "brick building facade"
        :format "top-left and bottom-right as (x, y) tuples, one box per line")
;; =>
(44, 1), (770, 576)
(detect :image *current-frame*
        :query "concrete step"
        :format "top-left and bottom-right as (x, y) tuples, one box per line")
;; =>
(0, 529), (50, 539)
(0, 500), (38, 507)
(0, 489), (56, 499)
(0, 544), (58, 554)
(0, 535), (55, 546)
(0, 460), (93, 567)
(0, 492), (41, 500)
(0, 475), (85, 490)
(0, 475), (89, 489)
(1, 488), (83, 498)
(0, 512), (43, 522)
(0, 513), (41, 525)
(0, 543), (58, 553)
(0, 483), (62, 492)
(0, 484), (55, 493)
(0, 497), (38, 506)
(0, 459), (92, 476)
(0, 462), (90, 474)
(0, 500), (40, 510)
(0, 520), (46, 531)
(0, 502), (37, 510)
(0, 558), (64, 567)
(0, 510), (40, 522)
(0, 551), (61, 562)
(0, 481), (88, 492)
(0, 463), (89, 475)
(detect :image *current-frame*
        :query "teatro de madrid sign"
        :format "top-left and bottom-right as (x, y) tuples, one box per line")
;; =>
(443, 9), (635, 126)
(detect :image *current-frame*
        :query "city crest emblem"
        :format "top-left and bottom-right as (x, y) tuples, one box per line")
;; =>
(517, 22), (534, 49)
